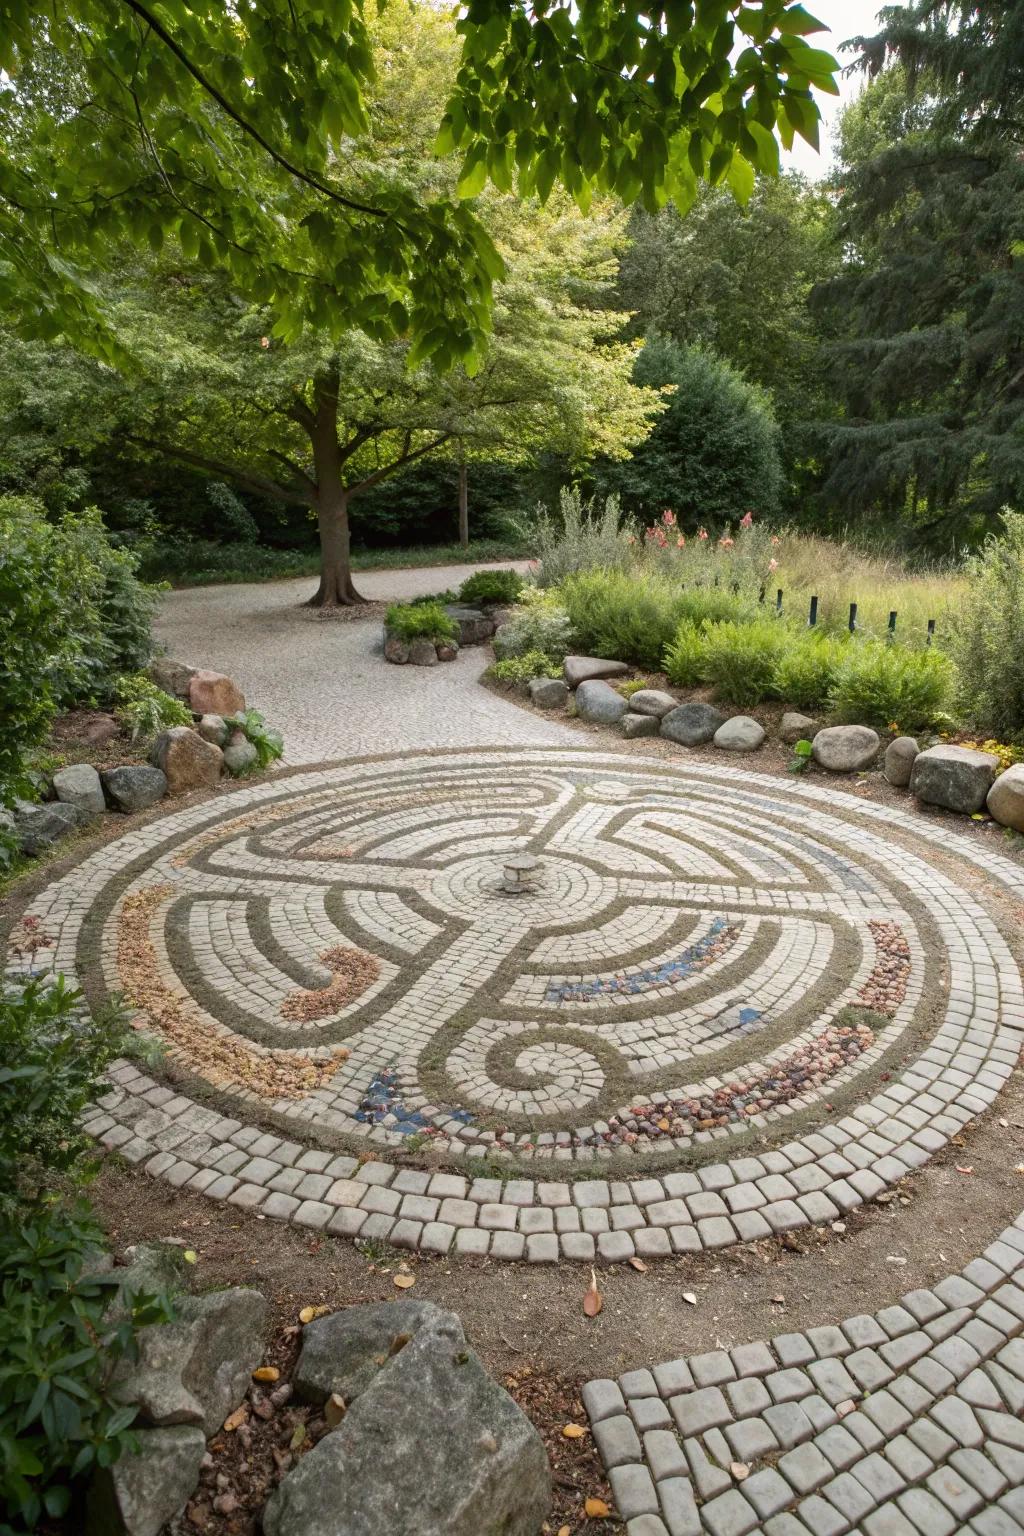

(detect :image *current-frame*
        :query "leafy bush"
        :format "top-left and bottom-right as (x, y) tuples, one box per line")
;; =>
(772, 631), (848, 712)
(950, 510), (1024, 740)
(521, 485), (628, 588)
(828, 641), (956, 731)
(490, 651), (562, 685)
(0, 1200), (172, 1532)
(0, 975), (130, 1212)
(492, 591), (575, 662)
(225, 709), (285, 770)
(673, 585), (758, 628)
(0, 498), (156, 804)
(561, 568), (685, 670)
(663, 620), (709, 686)
(701, 619), (788, 708)
(385, 600), (459, 644)
(458, 569), (524, 606)
(113, 675), (191, 744)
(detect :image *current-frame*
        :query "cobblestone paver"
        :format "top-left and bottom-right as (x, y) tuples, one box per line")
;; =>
(155, 563), (571, 763)
(10, 748), (1023, 1265)
(585, 1214), (1024, 1534)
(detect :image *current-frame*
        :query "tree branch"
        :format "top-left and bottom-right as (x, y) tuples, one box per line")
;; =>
(126, 434), (312, 505)
(348, 434), (451, 496)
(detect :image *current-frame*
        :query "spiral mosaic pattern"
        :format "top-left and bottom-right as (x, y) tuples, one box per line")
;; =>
(13, 749), (1024, 1260)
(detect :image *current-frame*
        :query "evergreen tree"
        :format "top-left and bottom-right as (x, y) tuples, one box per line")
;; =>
(808, 2), (1024, 546)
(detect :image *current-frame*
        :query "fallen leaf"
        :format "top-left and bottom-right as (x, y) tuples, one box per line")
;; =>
(298, 1306), (316, 1324)
(183, 1249), (198, 1264)
(289, 1423), (307, 1450)
(584, 1498), (611, 1519)
(557, 1527), (571, 1536)
(562, 1423), (587, 1439)
(252, 1366), (280, 1383)
(583, 1268), (603, 1318)
(393, 1273), (416, 1290)
(325, 1393), (346, 1428)
(682, 1291), (697, 1306)
(955, 1165), (975, 1175)
(731, 1461), (749, 1480)
(628, 1257), (648, 1273)
(223, 1406), (248, 1432)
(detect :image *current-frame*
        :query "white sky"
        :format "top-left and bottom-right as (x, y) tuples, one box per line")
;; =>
(781, 0), (892, 179)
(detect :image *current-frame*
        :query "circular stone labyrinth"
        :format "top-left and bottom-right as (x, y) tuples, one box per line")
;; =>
(13, 748), (1024, 1262)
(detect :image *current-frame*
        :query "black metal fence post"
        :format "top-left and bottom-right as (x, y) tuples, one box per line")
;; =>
(808, 595), (818, 628)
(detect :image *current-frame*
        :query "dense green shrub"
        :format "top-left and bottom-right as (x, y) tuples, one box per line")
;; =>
(599, 338), (783, 523)
(0, 1200), (172, 1532)
(950, 510), (1024, 740)
(522, 486), (627, 588)
(384, 600), (459, 644)
(490, 651), (562, 684)
(0, 498), (156, 803)
(673, 586), (757, 628)
(492, 591), (575, 662)
(772, 631), (848, 712)
(701, 618), (788, 708)
(113, 675), (191, 743)
(828, 640), (956, 731)
(0, 975), (130, 1212)
(663, 620), (709, 686)
(458, 569), (524, 606)
(225, 709), (285, 770)
(561, 568), (686, 670)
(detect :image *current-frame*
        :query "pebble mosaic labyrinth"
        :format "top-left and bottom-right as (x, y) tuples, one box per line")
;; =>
(11, 749), (1024, 1262)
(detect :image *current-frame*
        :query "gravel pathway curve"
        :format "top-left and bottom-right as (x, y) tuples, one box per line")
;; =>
(156, 562), (573, 764)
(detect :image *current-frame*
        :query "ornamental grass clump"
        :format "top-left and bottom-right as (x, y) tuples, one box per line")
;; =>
(385, 600), (458, 645)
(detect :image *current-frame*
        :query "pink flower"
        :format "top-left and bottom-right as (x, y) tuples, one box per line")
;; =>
(768, 557), (778, 572)
(740, 511), (753, 529)
(697, 527), (708, 541)
(770, 535), (780, 546)
(719, 536), (734, 548)
(662, 509), (677, 527)
(627, 534), (637, 545)
(676, 534), (685, 548)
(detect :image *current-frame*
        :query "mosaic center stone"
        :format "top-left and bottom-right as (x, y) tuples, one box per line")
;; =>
(16, 750), (1023, 1180)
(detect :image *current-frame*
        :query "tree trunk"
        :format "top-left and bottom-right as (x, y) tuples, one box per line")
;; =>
(458, 461), (469, 550)
(305, 373), (366, 607)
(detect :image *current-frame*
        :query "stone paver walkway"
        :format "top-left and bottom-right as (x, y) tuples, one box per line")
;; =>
(586, 1214), (1024, 1536)
(156, 562), (572, 763)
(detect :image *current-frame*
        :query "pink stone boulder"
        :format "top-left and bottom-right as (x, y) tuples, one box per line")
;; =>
(188, 670), (245, 717)
(150, 727), (224, 795)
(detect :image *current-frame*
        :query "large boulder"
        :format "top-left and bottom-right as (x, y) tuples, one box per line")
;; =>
(988, 763), (1024, 832)
(444, 605), (495, 646)
(780, 712), (822, 744)
(101, 766), (168, 813)
(575, 679), (629, 725)
(563, 655), (631, 688)
(626, 689), (677, 719)
(222, 730), (258, 776)
(264, 1304), (550, 1536)
(660, 702), (726, 747)
(528, 677), (569, 710)
(885, 736), (920, 789)
(714, 716), (766, 752)
(80, 712), (120, 747)
(622, 711), (659, 739)
(911, 743), (999, 814)
(13, 799), (87, 856)
(150, 727), (223, 795)
(294, 1300), (461, 1405)
(112, 1286), (268, 1436)
(811, 725), (880, 773)
(52, 763), (105, 819)
(87, 1425), (206, 1536)
(148, 658), (195, 699)
(384, 633), (410, 664)
(187, 669), (245, 716)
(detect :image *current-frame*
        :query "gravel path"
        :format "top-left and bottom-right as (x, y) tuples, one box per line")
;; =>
(156, 562), (573, 764)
